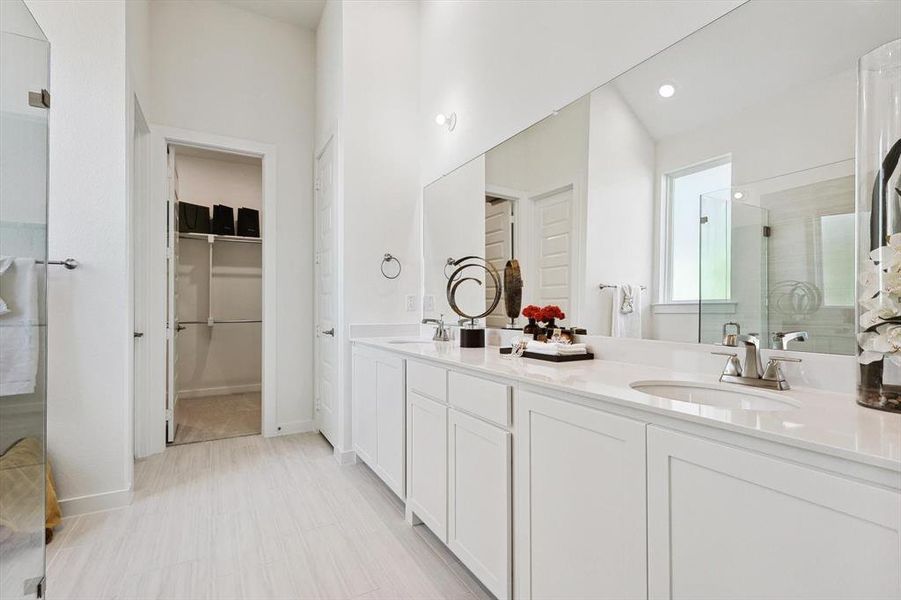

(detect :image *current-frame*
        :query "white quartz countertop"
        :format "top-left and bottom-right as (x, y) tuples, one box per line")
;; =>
(353, 337), (901, 472)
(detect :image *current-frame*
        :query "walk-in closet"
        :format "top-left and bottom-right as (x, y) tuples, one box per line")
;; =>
(168, 145), (262, 445)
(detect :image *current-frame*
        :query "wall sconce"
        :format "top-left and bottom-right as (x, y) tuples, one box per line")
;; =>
(435, 112), (457, 131)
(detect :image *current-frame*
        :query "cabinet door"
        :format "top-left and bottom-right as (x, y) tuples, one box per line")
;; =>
(448, 409), (511, 600)
(375, 357), (405, 499)
(647, 426), (901, 600)
(514, 390), (647, 600)
(407, 390), (448, 540)
(351, 349), (377, 467)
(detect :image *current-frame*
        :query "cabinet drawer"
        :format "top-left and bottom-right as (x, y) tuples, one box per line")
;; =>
(407, 360), (447, 403)
(448, 371), (510, 427)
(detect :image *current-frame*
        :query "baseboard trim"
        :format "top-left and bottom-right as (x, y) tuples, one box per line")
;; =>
(274, 419), (317, 436)
(334, 447), (357, 465)
(59, 488), (133, 517)
(178, 383), (261, 399)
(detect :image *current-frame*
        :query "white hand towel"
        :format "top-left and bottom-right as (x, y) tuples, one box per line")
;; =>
(0, 258), (39, 396)
(526, 341), (588, 355)
(611, 284), (642, 338)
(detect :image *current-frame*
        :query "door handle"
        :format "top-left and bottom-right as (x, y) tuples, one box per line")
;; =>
(321, 328), (335, 337)
(133, 332), (144, 338)
(176, 324), (186, 332)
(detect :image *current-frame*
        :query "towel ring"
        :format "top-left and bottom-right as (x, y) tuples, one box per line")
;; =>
(381, 253), (402, 280)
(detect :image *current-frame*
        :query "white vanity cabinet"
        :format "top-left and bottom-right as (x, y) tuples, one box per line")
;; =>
(405, 360), (513, 600)
(647, 426), (901, 600)
(351, 346), (405, 499)
(514, 389), (648, 600)
(406, 388), (448, 539)
(447, 382), (512, 600)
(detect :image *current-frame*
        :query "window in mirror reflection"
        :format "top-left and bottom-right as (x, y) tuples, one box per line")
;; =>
(665, 157), (732, 302)
(820, 212), (855, 307)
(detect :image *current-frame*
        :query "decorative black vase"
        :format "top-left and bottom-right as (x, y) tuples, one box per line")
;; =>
(523, 318), (538, 336)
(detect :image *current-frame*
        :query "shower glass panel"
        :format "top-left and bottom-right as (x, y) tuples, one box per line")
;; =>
(0, 1), (49, 598)
(699, 162), (856, 354)
(699, 190), (769, 346)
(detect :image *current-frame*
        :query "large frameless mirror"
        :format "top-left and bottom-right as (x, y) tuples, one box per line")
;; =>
(421, 0), (901, 355)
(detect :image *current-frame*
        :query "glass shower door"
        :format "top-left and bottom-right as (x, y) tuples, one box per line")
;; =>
(699, 189), (769, 345)
(0, 1), (50, 598)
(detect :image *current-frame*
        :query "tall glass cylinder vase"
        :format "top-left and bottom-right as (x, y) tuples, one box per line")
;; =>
(856, 39), (901, 412)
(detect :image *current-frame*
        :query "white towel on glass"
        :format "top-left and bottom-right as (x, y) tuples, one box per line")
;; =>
(611, 284), (642, 338)
(0, 258), (40, 396)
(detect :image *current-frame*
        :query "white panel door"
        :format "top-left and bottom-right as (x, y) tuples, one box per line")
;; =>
(530, 187), (573, 316)
(514, 389), (647, 600)
(485, 197), (512, 328)
(448, 409), (512, 600)
(314, 139), (338, 445)
(375, 357), (405, 499)
(351, 348), (377, 467)
(647, 426), (901, 600)
(407, 390), (448, 540)
(166, 146), (179, 443)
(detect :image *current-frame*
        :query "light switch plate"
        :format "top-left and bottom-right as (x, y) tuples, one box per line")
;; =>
(423, 295), (435, 312)
(405, 295), (416, 312)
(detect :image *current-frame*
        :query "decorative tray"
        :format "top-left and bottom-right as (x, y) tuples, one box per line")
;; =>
(499, 347), (595, 362)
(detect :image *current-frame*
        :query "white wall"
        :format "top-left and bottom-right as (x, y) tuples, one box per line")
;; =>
(150, 0), (316, 432)
(25, 0), (133, 509)
(584, 86), (655, 337)
(419, 0), (743, 185)
(316, 0), (421, 454)
(175, 154), (263, 211)
(423, 155), (486, 320)
(174, 153), (262, 397)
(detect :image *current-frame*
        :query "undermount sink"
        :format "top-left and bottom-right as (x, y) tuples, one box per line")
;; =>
(630, 380), (801, 411)
(387, 339), (434, 345)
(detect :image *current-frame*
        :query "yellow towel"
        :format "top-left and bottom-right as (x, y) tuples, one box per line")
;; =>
(0, 437), (61, 540)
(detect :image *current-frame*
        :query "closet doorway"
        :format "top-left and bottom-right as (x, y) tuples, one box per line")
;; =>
(168, 144), (263, 445)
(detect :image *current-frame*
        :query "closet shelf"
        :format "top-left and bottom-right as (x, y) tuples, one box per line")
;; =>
(178, 232), (261, 244)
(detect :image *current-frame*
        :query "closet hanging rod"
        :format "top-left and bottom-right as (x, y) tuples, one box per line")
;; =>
(179, 319), (262, 325)
(177, 232), (261, 244)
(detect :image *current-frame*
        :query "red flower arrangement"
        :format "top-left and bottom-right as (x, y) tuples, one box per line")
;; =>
(521, 305), (542, 320)
(539, 305), (565, 323)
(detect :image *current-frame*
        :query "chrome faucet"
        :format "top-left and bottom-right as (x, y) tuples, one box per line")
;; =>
(712, 332), (802, 391)
(772, 330), (808, 350)
(422, 314), (450, 342)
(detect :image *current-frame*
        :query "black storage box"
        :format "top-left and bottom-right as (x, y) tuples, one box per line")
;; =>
(178, 202), (211, 234)
(212, 204), (236, 236)
(237, 207), (260, 237)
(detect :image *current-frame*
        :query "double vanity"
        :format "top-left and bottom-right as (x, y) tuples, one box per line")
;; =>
(351, 337), (901, 600)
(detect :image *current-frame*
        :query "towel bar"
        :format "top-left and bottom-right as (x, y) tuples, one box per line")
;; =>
(38, 258), (78, 270)
(599, 283), (645, 290)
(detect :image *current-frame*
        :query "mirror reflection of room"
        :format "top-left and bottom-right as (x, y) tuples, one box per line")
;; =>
(422, 0), (897, 357)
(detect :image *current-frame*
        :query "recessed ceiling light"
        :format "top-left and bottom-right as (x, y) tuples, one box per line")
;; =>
(733, 191), (745, 200)
(657, 84), (676, 98)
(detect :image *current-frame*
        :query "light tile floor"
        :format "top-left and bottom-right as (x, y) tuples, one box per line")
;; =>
(172, 393), (261, 446)
(46, 433), (492, 599)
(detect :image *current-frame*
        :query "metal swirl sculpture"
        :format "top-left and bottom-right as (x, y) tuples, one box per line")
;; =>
(445, 255), (502, 322)
(769, 280), (823, 319)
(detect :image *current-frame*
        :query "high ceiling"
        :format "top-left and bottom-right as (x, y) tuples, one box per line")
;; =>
(611, 0), (901, 141)
(219, 0), (325, 30)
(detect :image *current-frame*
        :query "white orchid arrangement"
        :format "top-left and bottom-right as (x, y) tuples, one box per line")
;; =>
(858, 232), (901, 366)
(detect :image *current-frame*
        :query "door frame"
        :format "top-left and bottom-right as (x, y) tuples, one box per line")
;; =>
(136, 125), (278, 457)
